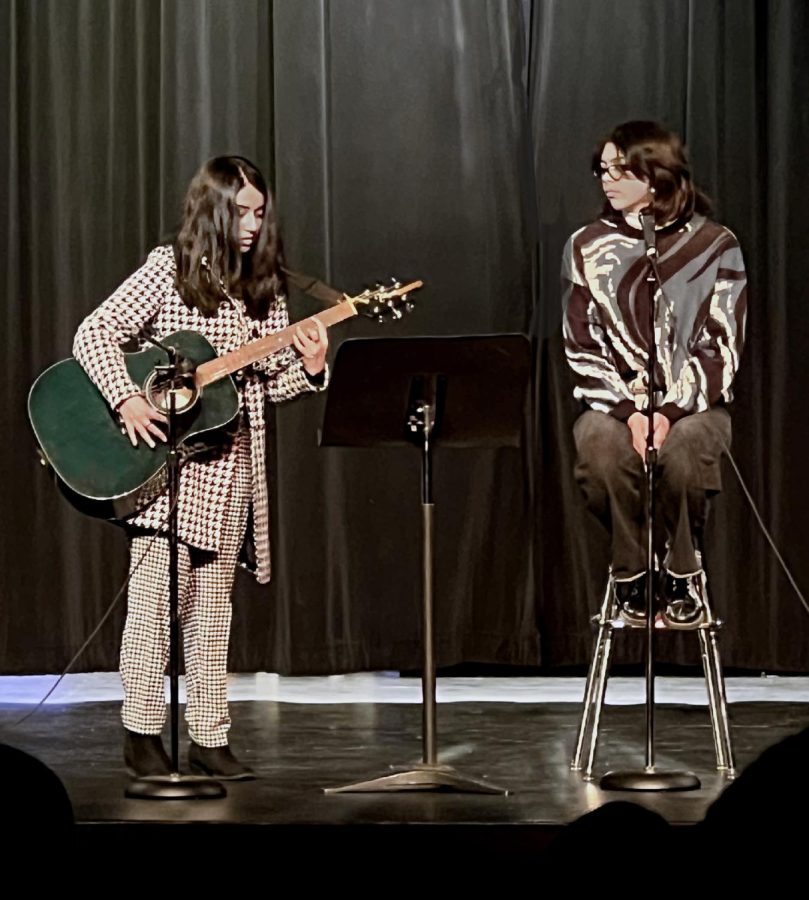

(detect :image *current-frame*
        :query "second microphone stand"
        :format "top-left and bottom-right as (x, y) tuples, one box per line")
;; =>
(600, 212), (701, 792)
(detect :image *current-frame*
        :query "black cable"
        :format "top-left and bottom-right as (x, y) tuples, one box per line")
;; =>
(641, 216), (809, 618)
(721, 445), (809, 617)
(6, 500), (178, 730)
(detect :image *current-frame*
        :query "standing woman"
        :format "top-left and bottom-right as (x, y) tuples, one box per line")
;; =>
(74, 156), (328, 779)
(562, 121), (747, 627)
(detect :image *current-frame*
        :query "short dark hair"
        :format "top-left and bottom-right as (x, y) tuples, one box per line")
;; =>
(592, 121), (712, 224)
(175, 155), (286, 318)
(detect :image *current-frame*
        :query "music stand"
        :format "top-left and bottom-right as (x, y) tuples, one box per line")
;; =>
(319, 334), (530, 794)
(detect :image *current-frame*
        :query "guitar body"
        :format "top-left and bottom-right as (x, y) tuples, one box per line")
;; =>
(29, 278), (422, 521)
(28, 330), (239, 519)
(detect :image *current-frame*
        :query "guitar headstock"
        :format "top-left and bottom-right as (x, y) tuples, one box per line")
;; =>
(350, 278), (423, 323)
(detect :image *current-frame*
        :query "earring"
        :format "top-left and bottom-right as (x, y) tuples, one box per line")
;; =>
(649, 187), (656, 194)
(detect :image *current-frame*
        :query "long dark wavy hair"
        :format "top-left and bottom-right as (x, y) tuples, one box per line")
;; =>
(174, 155), (286, 318)
(592, 121), (713, 225)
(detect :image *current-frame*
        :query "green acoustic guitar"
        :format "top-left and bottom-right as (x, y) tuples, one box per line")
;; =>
(29, 280), (422, 520)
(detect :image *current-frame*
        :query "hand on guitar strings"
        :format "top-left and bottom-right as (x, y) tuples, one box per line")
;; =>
(293, 317), (329, 376)
(118, 394), (168, 448)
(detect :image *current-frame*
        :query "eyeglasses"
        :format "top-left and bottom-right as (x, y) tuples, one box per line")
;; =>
(593, 163), (633, 182)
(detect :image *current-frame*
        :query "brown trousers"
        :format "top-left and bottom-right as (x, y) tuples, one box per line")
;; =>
(572, 408), (731, 579)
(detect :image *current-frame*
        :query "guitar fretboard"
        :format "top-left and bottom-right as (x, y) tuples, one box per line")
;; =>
(194, 301), (357, 388)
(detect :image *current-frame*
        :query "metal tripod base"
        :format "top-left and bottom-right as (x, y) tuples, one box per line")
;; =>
(125, 773), (226, 800)
(324, 763), (507, 795)
(600, 768), (700, 792)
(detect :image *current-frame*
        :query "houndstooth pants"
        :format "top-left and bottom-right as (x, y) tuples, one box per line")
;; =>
(120, 428), (251, 747)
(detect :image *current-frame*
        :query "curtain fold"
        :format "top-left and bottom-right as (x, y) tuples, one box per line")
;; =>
(529, 0), (809, 670)
(245, 0), (537, 673)
(2, 0), (808, 674)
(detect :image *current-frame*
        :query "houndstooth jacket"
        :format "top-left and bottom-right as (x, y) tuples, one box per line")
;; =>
(73, 244), (326, 584)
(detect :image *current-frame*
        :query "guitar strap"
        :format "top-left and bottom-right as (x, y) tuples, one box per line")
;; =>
(282, 267), (345, 307)
(197, 251), (344, 308)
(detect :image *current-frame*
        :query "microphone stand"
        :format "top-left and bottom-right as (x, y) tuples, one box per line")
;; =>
(600, 211), (700, 792)
(125, 339), (225, 800)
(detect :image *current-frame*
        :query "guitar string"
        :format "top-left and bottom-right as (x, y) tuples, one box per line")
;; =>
(8, 498), (178, 730)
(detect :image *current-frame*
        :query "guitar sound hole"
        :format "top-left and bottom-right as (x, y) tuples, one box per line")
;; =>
(143, 371), (199, 415)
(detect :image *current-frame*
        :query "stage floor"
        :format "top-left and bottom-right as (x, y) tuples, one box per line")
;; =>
(2, 674), (808, 875)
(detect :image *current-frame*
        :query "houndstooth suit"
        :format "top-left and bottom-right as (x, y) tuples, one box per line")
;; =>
(73, 245), (326, 744)
(73, 244), (325, 582)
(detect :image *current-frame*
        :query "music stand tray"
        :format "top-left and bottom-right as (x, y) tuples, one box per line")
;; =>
(318, 334), (531, 794)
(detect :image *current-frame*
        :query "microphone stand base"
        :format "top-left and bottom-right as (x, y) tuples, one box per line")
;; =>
(125, 773), (227, 800)
(599, 768), (701, 792)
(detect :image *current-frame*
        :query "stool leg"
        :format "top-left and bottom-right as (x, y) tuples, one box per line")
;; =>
(571, 631), (601, 770)
(698, 624), (736, 774)
(572, 580), (614, 773)
(584, 623), (615, 780)
(706, 626), (736, 775)
(695, 565), (736, 776)
(572, 619), (610, 771)
(698, 626), (726, 769)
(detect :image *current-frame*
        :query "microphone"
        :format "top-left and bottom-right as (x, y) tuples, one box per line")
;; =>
(145, 336), (197, 374)
(638, 210), (657, 257)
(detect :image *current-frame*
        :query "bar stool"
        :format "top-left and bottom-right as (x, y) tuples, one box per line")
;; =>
(570, 557), (735, 780)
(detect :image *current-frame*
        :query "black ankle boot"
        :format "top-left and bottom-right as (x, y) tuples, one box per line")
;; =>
(188, 742), (256, 781)
(661, 572), (706, 629)
(614, 574), (648, 626)
(124, 729), (172, 778)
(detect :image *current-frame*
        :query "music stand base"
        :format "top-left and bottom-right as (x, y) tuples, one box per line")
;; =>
(324, 763), (507, 795)
(125, 773), (227, 800)
(599, 768), (701, 792)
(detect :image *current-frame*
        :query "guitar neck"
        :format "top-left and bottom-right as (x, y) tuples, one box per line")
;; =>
(195, 300), (357, 388)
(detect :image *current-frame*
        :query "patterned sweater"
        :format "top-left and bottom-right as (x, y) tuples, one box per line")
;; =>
(73, 244), (326, 584)
(562, 214), (747, 422)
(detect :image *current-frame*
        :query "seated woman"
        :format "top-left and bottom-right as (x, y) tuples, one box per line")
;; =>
(562, 121), (747, 627)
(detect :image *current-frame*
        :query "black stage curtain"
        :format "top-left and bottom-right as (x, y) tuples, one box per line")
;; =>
(530, 0), (809, 671)
(1, 0), (808, 674)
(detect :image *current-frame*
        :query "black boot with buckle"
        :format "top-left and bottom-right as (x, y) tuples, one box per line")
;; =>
(661, 572), (706, 629)
(614, 574), (648, 626)
(124, 729), (172, 778)
(188, 742), (256, 781)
